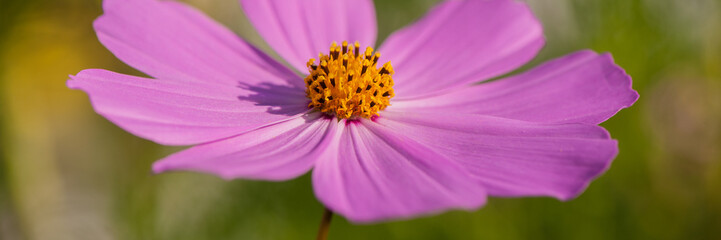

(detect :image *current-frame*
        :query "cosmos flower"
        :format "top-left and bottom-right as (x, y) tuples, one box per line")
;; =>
(68, 0), (639, 223)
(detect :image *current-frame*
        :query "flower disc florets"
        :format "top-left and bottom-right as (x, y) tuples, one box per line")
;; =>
(305, 41), (395, 119)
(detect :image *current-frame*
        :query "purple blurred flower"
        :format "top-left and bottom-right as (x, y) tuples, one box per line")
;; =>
(68, 0), (638, 223)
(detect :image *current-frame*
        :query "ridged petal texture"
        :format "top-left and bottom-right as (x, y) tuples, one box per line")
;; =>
(152, 112), (335, 180)
(240, 0), (377, 72)
(312, 120), (487, 222)
(379, 0), (544, 98)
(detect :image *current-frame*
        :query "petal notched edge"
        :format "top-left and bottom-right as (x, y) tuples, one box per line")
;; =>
(68, 69), (308, 146)
(377, 111), (619, 202)
(95, 0), (301, 87)
(391, 50), (639, 124)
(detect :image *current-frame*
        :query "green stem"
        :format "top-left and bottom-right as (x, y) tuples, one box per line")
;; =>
(316, 207), (333, 240)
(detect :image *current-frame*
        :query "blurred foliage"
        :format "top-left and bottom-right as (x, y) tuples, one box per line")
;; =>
(1, 0), (720, 239)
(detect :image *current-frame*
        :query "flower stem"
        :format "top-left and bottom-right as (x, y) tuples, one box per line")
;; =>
(316, 207), (333, 240)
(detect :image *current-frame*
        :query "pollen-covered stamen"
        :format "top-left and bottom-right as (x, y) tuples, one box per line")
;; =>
(305, 41), (395, 119)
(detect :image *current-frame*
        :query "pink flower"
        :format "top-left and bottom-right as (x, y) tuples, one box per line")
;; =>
(68, 0), (638, 223)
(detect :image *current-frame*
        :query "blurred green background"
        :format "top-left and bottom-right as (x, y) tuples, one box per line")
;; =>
(1, 0), (720, 239)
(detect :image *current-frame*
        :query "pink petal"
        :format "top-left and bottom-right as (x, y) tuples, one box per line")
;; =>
(379, 0), (544, 98)
(391, 51), (640, 124)
(153, 112), (334, 180)
(95, 0), (300, 87)
(240, 0), (377, 72)
(68, 69), (308, 145)
(312, 119), (487, 223)
(377, 111), (618, 201)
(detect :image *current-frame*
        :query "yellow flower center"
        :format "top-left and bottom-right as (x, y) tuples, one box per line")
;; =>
(305, 41), (395, 119)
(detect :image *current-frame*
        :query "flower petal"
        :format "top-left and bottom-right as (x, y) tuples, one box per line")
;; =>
(377, 111), (618, 201)
(152, 112), (333, 180)
(391, 51), (640, 124)
(379, 0), (544, 98)
(95, 0), (300, 87)
(240, 0), (377, 72)
(68, 69), (308, 145)
(312, 119), (487, 223)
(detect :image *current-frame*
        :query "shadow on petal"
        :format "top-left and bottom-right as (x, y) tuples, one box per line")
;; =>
(236, 81), (311, 117)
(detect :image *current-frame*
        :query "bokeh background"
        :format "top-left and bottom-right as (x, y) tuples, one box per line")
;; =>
(1, 0), (720, 239)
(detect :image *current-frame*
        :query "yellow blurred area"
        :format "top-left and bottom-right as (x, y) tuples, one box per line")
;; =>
(2, 2), (111, 239)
